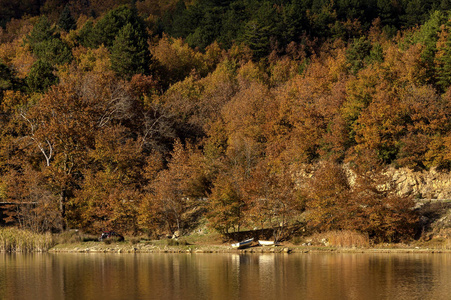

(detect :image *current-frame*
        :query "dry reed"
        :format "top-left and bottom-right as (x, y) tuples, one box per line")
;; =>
(312, 230), (370, 248)
(0, 227), (56, 252)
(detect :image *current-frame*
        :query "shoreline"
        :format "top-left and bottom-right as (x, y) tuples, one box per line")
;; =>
(46, 242), (451, 254)
(2, 227), (451, 254)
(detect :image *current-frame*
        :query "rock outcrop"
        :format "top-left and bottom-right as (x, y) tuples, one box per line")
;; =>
(386, 167), (451, 199)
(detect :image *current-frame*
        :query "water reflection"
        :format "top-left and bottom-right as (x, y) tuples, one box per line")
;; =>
(0, 252), (450, 300)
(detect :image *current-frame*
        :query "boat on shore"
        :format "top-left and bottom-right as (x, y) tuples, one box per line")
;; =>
(231, 238), (254, 249)
(258, 240), (279, 246)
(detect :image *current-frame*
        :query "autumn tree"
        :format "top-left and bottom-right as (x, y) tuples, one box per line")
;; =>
(303, 159), (419, 242)
(244, 160), (303, 241)
(304, 161), (351, 232)
(1, 166), (62, 232)
(142, 140), (209, 235)
(207, 174), (245, 234)
(19, 70), (137, 229)
(71, 125), (145, 234)
(348, 161), (420, 242)
(396, 84), (450, 169)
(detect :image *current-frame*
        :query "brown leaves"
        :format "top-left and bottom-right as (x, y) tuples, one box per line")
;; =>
(303, 162), (419, 242)
(1, 166), (63, 232)
(143, 140), (209, 234)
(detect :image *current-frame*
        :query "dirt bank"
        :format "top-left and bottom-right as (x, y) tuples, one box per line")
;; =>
(48, 241), (451, 254)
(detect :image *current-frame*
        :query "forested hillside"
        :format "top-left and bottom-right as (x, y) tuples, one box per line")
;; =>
(1, 0), (451, 243)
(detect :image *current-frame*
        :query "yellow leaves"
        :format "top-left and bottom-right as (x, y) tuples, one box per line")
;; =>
(302, 44), (349, 88)
(91, 126), (140, 168)
(0, 40), (16, 64)
(353, 90), (404, 153)
(342, 66), (379, 121)
(165, 75), (202, 102)
(325, 47), (349, 82)
(0, 39), (35, 78)
(204, 41), (224, 70)
(1, 90), (29, 112)
(72, 45), (111, 73)
(382, 43), (426, 86)
(434, 24), (449, 61)
(236, 61), (268, 86)
(151, 35), (209, 80)
(0, 18), (34, 76)
(221, 81), (269, 144)
(269, 56), (300, 86)
(227, 43), (253, 64)
(74, 169), (142, 234)
(424, 135), (447, 167)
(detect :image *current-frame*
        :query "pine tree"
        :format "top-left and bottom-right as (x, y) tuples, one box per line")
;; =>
(78, 20), (97, 48)
(33, 37), (73, 66)
(26, 60), (58, 93)
(90, 5), (148, 49)
(27, 15), (72, 66)
(110, 23), (151, 80)
(58, 4), (76, 32)
(242, 20), (271, 60)
(0, 63), (23, 94)
(27, 16), (55, 49)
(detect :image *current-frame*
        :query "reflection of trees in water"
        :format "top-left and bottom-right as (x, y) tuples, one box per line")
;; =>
(1, 253), (450, 300)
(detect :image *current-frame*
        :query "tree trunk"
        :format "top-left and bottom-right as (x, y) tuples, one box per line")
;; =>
(59, 190), (67, 230)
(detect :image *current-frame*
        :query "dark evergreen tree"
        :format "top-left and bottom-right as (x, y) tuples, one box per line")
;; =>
(241, 1), (282, 59)
(281, 0), (308, 44)
(33, 37), (73, 66)
(0, 62), (24, 101)
(110, 23), (151, 80)
(26, 16), (73, 67)
(0, 0), (43, 28)
(26, 16), (55, 49)
(90, 5), (148, 49)
(26, 60), (58, 93)
(412, 11), (449, 87)
(242, 20), (271, 59)
(436, 36), (451, 91)
(346, 36), (372, 74)
(218, 2), (247, 48)
(170, 0), (195, 38)
(376, 0), (402, 35)
(78, 20), (97, 48)
(58, 4), (76, 32)
(0, 63), (22, 91)
(186, 10), (221, 50)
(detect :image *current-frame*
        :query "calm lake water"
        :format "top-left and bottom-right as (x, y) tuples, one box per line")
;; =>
(1, 252), (450, 300)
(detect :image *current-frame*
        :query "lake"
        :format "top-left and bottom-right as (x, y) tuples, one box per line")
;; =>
(1, 252), (450, 300)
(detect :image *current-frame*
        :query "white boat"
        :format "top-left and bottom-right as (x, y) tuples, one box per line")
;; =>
(231, 238), (254, 249)
(258, 240), (277, 246)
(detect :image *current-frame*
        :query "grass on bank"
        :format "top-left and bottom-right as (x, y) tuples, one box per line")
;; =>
(291, 230), (371, 248)
(3, 226), (451, 252)
(0, 227), (55, 252)
(291, 230), (451, 250)
(413, 228), (451, 250)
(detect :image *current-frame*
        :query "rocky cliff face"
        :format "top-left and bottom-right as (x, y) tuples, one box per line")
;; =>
(387, 167), (451, 199)
(296, 164), (451, 238)
(386, 167), (451, 239)
(296, 164), (451, 199)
